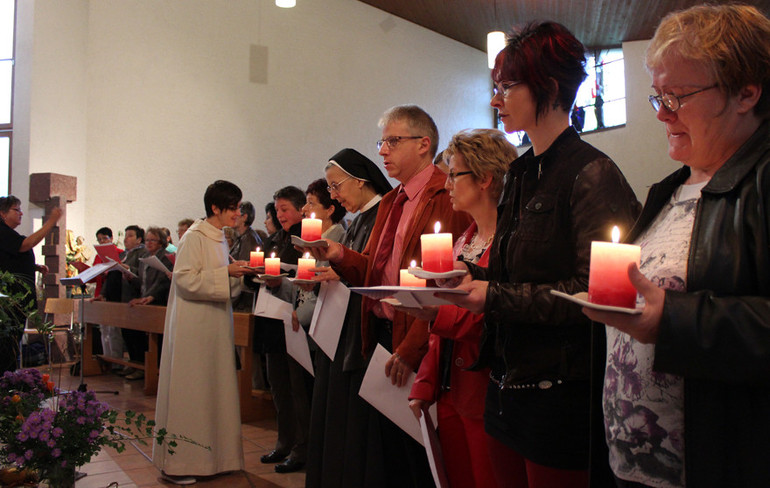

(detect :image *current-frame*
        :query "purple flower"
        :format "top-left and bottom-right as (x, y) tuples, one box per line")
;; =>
(24, 450), (33, 460)
(51, 448), (62, 458)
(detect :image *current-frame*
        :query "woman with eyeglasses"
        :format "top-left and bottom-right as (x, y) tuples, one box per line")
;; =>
(305, 148), (393, 488)
(396, 129), (516, 488)
(582, 6), (770, 488)
(128, 226), (174, 308)
(437, 21), (640, 488)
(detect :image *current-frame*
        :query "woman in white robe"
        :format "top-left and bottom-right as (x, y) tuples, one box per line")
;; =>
(153, 180), (255, 484)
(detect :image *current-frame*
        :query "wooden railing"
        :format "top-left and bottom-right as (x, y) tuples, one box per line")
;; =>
(77, 300), (273, 422)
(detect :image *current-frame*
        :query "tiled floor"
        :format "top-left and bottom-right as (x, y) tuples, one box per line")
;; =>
(49, 367), (305, 488)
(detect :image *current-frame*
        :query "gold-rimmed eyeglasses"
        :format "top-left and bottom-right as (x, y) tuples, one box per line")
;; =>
(327, 175), (353, 194)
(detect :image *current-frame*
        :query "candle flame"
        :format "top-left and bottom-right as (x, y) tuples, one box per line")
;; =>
(304, 252), (311, 259)
(434, 221), (441, 233)
(310, 212), (316, 219)
(410, 260), (417, 268)
(256, 247), (260, 252)
(611, 226), (620, 243)
(271, 252), (276, 258)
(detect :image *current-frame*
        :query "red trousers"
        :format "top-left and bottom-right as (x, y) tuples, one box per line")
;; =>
(437, 399), (499, 488)
(486, 434), (589, 488)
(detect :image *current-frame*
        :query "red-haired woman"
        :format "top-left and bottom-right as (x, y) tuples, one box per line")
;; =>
(440, 21), (640, 487)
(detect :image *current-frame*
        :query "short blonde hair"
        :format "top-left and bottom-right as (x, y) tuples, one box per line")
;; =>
(443, 129), (517, 201)
(646, 4), (770, 118)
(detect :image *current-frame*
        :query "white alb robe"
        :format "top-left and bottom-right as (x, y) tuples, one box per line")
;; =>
(152, 219), (244, 476)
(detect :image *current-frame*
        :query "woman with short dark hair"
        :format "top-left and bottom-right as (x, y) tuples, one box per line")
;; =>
(153, 180), (256, 484)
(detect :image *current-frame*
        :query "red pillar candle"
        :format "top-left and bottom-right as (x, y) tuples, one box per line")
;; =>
(400, 260), (426, 287)
(588, 226), (641, 308)
(420, 221), (454, 273)
(265, 253), (281, 276)
(301, 212), (323, 241)
(249, 247), (264, 267)
(297, 253), (316, 280)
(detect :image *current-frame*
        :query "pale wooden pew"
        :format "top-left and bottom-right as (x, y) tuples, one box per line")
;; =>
(77, 300), (273, 422)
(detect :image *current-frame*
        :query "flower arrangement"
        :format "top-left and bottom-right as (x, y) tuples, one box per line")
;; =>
(0, 368), (199, 487)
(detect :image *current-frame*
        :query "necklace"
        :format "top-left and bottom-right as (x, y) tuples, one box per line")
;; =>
(461, 231), (493, 262)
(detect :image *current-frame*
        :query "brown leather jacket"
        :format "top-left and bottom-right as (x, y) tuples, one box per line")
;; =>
(334, 165), (472, 369)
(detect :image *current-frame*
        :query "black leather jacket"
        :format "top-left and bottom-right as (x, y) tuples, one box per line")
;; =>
(468, 127), (641, 384)
(625, 121), (770, 487)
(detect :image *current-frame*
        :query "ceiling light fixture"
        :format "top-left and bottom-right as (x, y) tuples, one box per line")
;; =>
(487, 31), (505, 69)
(276, 0), (295, 8)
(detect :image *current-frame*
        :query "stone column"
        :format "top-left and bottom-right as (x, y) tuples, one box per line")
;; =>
(28, 173), (77, 303)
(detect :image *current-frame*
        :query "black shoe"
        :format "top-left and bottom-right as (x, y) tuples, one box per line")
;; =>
(260, 450), (288, 464)
(274, 458), (304, 474)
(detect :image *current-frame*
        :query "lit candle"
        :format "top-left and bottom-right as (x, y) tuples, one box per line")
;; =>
(400, 260), (426, 287)
(264, 252), (281, 276)
(297, 252), (316, 280)
(420, 221), (454, 273)
(301, 212), (323, 241)
(249, 247), (264, 267)
(588, 226), (641, 308)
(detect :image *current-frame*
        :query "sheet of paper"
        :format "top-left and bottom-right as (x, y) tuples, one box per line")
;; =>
(284, 316), (314, 376)
(94, 243), (121, 263)
(139, 255), (171, 274)
(60, 261), (115, 285)
(358, 344), (436, 445)
(349, 286), (469, 308)
(105, 257), (138, 279)
(254, 284), (291, 319)
(308, 280), (350, 361)
(420, 408), (450, 488)
(253, 283), (314, 376)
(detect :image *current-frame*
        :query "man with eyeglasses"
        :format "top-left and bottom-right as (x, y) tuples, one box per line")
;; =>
(307, 105), (471, 487)
(0, 195), (62, 372)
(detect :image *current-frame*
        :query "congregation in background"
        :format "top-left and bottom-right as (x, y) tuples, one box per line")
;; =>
(1, 3), (770, 488)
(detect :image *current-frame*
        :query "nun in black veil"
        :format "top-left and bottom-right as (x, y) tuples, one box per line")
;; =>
(305, 148), (393, 487)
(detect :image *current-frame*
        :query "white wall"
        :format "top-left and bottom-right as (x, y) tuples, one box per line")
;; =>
(13, 1), (678, 245)
(583, 40), (674, 202)
(12, 0), (89, 237)
(15, 0), (492, 244)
